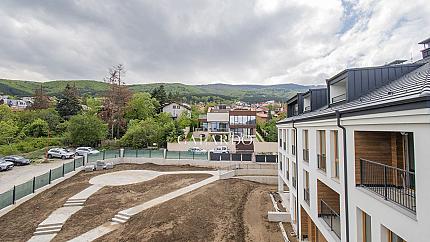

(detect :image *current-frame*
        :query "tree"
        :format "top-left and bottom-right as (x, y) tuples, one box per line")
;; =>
(66, 114), (107, 146)
(125, 92), (159, 121)
(0, 120), (19, 145)
(120, 118), (161, 148)
(31, 85), (51, 110)
(151, 85), (168, 112)
(16, 109), (62, 134)
(0, 104), (15, 121)
(56, 83), (82, 119)
(177, 111), (191, 129)
(23, 118), (49, 137)
(100, 64), (131, 139)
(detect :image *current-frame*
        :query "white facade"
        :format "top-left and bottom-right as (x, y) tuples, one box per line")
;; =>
(162, 103), (190, 119)
(277, 108), (430, 242)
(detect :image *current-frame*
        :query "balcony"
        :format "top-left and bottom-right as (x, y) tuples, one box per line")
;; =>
(304, 188), (310, 205)
(331, 93), (346, 103)
(317, 154), (326, 171)
(303, 149), (309, 162)
(358, 158), (416, 213)
(319, 200), (341, 239)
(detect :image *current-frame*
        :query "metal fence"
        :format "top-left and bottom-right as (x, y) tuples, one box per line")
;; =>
(165, 151), (207, 160)
(0, 156), (84, 210)
(209, 152), (253, 161)
(88, 150), (121, 162)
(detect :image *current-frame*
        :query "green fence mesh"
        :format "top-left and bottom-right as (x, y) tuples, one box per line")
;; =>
(166, 151), (180, 159)
(15, 180), (33, 200)
(51, 167), (63, 181)
(88, 153), (102, 162)
(104, 150), (120, 159)
(75, 157), (84, 167)
(35, 172), (50, 190)
(64, 161), (74, 174)
(0, 190), (13, 210)
(124, 149), (138, 157)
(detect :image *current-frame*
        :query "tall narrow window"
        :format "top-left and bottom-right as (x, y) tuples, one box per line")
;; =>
(292, 162), (297, 189)
(286, 129), (290, 154)
(388, 230), (406, 242)
(292, 129), (296, 156)
(317, 130), (326, 171)
(303, 130), (309, 162)
(303, 170), (310, 205)
(331, 130), (340, 179)
(362, 211), (372, 242)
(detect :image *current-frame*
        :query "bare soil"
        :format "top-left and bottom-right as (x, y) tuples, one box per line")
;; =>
(96, 179), (284, 242)
(53, 173), (210, 241)
(0, 163), (213, 242)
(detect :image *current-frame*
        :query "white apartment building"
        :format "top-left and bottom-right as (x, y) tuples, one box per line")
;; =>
(277, 38), (430, 242)
(162, 102), (191, 119)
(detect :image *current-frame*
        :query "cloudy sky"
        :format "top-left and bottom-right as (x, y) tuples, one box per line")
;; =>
(1, 0), (429, 85)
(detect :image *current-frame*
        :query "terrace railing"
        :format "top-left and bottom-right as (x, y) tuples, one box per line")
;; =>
(359, 158), (416, 213)
(319, 200), (341, 239)
(317, 154), (327, 172)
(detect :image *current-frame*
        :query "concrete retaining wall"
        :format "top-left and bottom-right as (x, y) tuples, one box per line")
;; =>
(234, 176), (278, 185)
(235, 169), (277, 176)
(254, 142), (278, 153)
(268, 211), (291, 222)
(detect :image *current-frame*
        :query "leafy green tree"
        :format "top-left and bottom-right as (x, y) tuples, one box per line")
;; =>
(23, 118), (49, 137)
(16, 108), (62, 133)
(66, 114), (107, 146)
(125, 92), (159, 121)
(177, 111), (191, 129)
(151, 85), (168, 112)
(56, 84), (82, 119)
(0, 120), (19, 145)
(0, 104), (15, 121)
(120, 118), (161, 148)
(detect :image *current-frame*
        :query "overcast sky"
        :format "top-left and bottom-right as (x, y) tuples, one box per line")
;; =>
(1, 0), (429, 85)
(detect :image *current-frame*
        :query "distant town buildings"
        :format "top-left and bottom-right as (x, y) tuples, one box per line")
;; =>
(0, 95), (33, 110)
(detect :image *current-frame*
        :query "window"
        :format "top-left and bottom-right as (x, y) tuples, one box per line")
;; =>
(331, 130), (340, 179)
(279, 153), (283, 171)
(304, 170), (310, 205)
(286, 129), (290, 154)
(279, 129), (283, 148)
(285, 157), (289, 180)
(292, 129), (296, 156)
(317, 130), (326, 171)
(303, 130), (309, 162)
(292, 162), (297, 188)
(362, 211), (372, 242)
(388, 230), (406, 242)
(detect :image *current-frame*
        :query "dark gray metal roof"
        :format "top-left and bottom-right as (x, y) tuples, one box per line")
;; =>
(278, 59), (430, 124)
(418, 37), (430, 44)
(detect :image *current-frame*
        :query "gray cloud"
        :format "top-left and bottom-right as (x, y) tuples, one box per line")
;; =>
(0, 0), (429, 85)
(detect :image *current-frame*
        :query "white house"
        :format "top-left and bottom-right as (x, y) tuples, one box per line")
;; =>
(162, 102), (191, 119)
(277, 38), (430, 242)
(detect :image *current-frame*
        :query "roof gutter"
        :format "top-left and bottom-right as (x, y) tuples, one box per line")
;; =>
(292, 119), (300, 238)
(336, 110), (350, 242)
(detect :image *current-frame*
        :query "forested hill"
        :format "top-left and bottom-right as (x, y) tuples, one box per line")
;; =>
(0, 79), (320, 103)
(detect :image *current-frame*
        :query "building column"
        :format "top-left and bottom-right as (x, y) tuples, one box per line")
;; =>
(278, 176), (284, 192)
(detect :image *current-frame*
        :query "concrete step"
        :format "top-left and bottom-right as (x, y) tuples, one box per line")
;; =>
(111, 217), (128, 224)
(35, 224), (62, 232)
(33, 228), (61, 235)
(38, 222), (63, 228)
(64, 203), (84, 207)
(67, 198), (87, 202)
(114, 214), (130, 220)
(118, 211), (131, 218)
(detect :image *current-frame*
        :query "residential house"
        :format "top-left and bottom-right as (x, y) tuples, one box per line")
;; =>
(162, 102), (191, 119)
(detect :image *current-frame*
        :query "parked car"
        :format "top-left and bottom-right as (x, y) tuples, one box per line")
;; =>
(188, 147), (207, 154)
(212, 146), (229, 154)
(0, 158), (14, 171)
(47, 148), (75, 160)
(3, 155), (31, 166)
(75, 147), (100, 156)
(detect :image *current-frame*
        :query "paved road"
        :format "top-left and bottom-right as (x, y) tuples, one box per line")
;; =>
(0, 159), (74, 193)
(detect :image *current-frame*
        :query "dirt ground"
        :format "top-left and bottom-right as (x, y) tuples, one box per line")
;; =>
(0, 163), (214, 242)
(53, 173), (210, 241)
(96, 179), (284, 242)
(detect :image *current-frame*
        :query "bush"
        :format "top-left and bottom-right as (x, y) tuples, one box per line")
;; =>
(23, 118), (49, 137)
(66, 114), (107, 147)
(0, 137), (63, 156)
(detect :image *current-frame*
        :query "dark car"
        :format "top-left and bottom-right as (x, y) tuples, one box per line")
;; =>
(4, 155), (31, 166)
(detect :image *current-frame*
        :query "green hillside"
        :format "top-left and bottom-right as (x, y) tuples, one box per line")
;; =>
(0, 79), (314, 103)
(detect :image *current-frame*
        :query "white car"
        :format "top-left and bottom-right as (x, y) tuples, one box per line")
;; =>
(0, 158), (14, 171)
(47, 148), (75, 160)
(75, 147), (100, 156)
(188, 147), (207, 154)
(212, 146), (229, 154)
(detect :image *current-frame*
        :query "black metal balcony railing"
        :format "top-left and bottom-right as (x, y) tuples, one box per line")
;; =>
(304, 188), (310, 205)
(303, 148), (309, 162)
(292, 145), (296, 155)
(359, 158), (416, 213)
(319, 200), (341, 239)
(331, 93), (346, 103)
(317, 154), (327, 171)
(292, 176), (297, 189)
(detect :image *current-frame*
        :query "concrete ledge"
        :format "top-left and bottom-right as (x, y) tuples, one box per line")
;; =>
(219, 170), (235, 179)
(235, 169), (277, 176)
(234, 176), (278, 185)
(268, 211), (291, 222)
